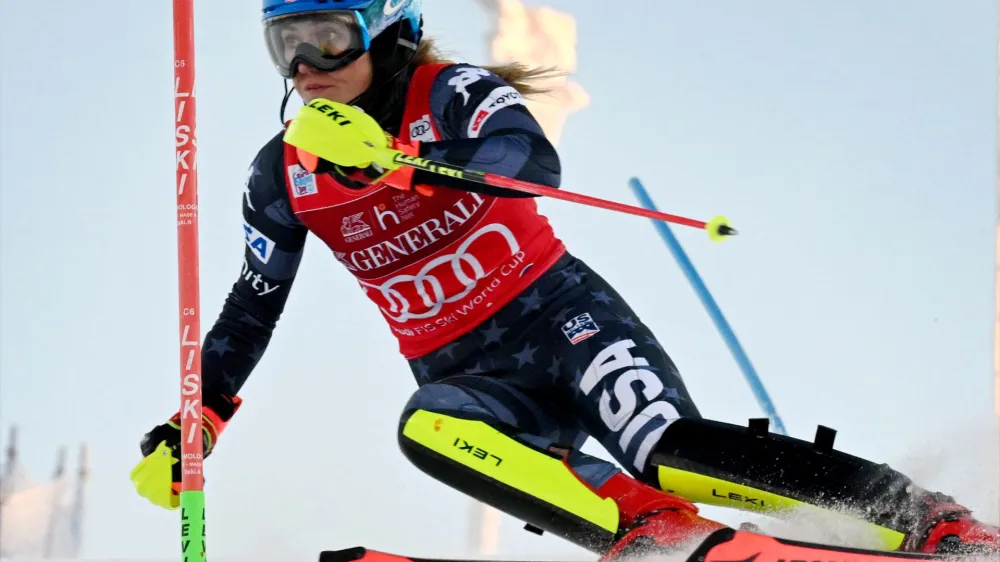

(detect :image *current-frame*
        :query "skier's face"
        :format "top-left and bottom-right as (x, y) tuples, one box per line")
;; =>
(293, 52), (373, 104)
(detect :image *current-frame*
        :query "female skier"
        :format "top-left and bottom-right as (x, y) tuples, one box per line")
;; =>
(132, 1), (999, 558)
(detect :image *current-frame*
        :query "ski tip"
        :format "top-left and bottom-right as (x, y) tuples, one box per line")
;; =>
(319, 547), (372, 562)
(319, 547), (422, 562)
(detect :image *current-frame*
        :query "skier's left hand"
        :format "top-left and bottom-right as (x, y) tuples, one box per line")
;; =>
(130, 393), (241, 510)
(283, 99), (435, 196)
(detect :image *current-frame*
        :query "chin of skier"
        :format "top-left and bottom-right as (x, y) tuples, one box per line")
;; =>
(131, 0), (1000, 559)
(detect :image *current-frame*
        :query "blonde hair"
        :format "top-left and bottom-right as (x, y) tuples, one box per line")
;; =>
(412, 37), (564, 98)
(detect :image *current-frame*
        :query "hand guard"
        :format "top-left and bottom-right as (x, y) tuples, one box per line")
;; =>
(283, 99), (435, 196)
(130, 393), (241, 510)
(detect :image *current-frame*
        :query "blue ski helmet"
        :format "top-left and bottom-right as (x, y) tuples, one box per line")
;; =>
(261, 0), (423, 79)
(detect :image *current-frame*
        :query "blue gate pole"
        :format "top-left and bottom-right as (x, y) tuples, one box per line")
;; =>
(628, 178), (787, 435)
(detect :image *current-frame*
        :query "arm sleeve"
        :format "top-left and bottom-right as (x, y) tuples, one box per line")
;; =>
(202, 132), (309, 399)
(412, 64), (561, 198)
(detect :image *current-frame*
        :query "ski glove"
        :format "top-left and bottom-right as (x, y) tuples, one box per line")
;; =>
(130, 393), (241, 510)
(284, 99), (435, 196)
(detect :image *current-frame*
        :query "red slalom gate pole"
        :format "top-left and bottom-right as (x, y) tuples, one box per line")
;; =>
(173, 0), (206, 560)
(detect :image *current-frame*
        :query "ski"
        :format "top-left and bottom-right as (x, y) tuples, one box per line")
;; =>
(321, 528), (982, 562)
(689, 529), (972, 562)
(318, 546), (547, 562)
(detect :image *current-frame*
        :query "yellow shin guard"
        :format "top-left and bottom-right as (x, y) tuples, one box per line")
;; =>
(399, 409), (621, 553)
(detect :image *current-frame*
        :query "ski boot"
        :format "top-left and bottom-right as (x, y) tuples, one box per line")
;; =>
(596, 472), (727, 561)
(903, 493), (1000, 556)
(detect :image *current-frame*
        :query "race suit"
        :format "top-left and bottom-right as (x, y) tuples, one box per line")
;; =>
(204, 61), (700, 553)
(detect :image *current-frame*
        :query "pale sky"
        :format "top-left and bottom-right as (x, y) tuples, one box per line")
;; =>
(1, 1), (997, 560)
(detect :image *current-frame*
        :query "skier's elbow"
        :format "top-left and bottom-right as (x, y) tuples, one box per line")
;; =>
(508, 132), (562, 188)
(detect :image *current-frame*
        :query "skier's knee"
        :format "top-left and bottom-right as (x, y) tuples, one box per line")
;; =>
(401, 380), (496, 423)
(396, 406), (618, 554)
(397, 381), (529, 479)
(397, 381), (513, 477)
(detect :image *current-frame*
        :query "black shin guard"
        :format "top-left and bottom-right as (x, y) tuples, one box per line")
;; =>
(648, 418), (941, 549)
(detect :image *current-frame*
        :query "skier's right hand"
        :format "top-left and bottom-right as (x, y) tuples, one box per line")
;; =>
(130, 393), (242, 510)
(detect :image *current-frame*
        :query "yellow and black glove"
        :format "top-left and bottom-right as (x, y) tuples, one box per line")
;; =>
(130, 393), (241, 510)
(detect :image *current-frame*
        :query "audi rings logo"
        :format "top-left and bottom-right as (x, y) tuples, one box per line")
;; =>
(409, 114), (435, 142)
(359, 224), (520, 322)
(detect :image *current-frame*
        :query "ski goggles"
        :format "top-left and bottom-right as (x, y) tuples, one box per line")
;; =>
(264, 10), (372, 79)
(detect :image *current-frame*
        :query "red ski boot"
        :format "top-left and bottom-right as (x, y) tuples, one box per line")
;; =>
(903, 494), (1000, 556)
(594, 472), (727, 561)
